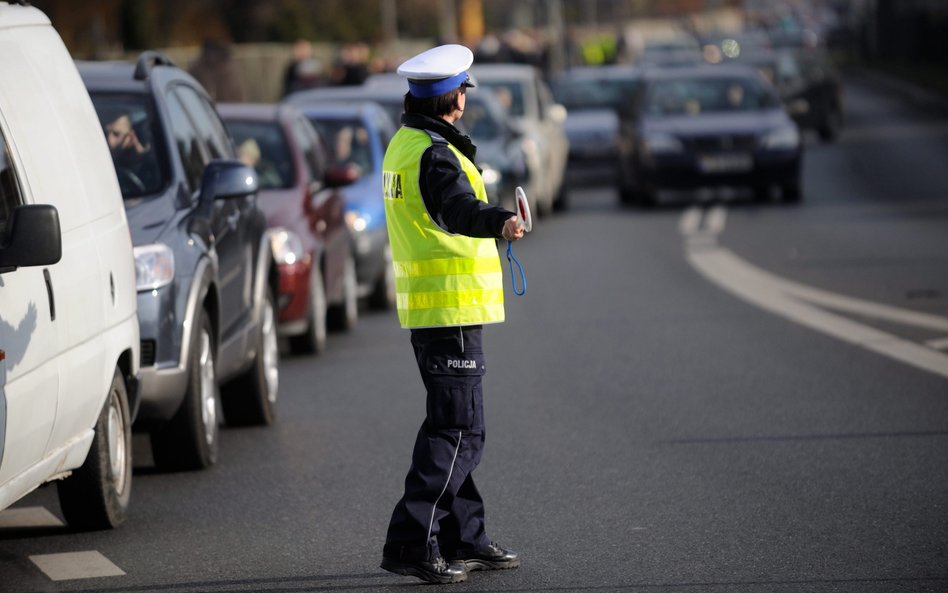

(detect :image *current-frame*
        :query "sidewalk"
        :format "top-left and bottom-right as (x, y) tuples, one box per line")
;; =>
(845, 61), (948, 114)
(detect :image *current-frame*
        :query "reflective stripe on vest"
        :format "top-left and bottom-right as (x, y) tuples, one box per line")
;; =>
(383, 126), (504, 329)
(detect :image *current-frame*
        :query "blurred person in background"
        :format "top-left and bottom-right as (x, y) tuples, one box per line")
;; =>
(188, 38), (246, 103)
(283, 39), (324, 97)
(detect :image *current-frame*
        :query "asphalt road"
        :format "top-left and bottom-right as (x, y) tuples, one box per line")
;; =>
(2, 71), (947, 593)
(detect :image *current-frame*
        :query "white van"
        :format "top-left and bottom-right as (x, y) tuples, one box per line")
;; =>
(0, 3), (140, 529)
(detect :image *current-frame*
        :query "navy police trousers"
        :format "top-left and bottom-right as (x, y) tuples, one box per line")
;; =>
(383, 325), (492, 562)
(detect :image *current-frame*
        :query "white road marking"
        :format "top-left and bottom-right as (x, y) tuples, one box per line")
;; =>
(927, 337), (948, 351)
(679, 206), (702, 236)
(0, 506), (64, 529)
(680, 207), (948, 381)
(29, 551), (125, 581)
(705, 205), (728, 235)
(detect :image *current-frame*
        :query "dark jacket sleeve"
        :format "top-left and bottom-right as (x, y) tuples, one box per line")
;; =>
(420, 144), (514, 239)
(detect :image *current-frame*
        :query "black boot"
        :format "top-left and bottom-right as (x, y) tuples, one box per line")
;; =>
(380, 555), (467, 584)
(449, 542), (520, 571)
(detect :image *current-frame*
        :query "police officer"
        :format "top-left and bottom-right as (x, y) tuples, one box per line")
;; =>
(380, 44), (524, 585)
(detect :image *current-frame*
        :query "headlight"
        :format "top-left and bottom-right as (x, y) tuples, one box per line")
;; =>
(133, 244), (174, 291)
(479, 164), (501, 186)
(270, 227), (305, 265)
(762, 126), (800, 150)
(345, 211), (369, 233)
(643, 133), (683, 154)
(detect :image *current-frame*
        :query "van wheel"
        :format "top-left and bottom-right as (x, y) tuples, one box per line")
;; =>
(222, 290), (280, 426)
(57, 367), (132, 530)
(290, 268), (328, 354)
(151, 312), (219, 470)
(328, 252), (358, 332)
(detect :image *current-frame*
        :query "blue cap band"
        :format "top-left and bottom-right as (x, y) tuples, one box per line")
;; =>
(407, 71), (469, 99)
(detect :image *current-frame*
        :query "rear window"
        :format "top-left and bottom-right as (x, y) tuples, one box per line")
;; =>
(225, 120), (296, 190)
(478, 80), (525, 117)
(644, 75), (779, 116)
(89, 93), (169, 199)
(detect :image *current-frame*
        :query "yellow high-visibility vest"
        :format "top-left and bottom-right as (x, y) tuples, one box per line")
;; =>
(383, 126), (504, 328)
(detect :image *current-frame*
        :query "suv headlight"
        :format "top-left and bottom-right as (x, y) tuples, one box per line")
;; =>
(270, 228), (305, 265)
(643, 133), (683, 154)
(134, 244), (175, 291)
(762, 126), (800, 150)
(345, 211), (369, 233)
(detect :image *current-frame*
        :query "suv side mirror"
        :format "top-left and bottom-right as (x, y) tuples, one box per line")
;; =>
(200, 160), (259, 201)
(0, 204), (62, 274)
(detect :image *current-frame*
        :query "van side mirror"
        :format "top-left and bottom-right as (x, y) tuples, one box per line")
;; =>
(0, 204), (62, 274)
(200, 160), (258, 201)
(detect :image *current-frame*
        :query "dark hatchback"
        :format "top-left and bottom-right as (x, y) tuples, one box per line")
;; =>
(79, 53), (280, 471)
(617, 64), (803, 206)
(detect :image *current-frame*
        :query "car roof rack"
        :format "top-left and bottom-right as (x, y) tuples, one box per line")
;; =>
(133, 50), (177, 81)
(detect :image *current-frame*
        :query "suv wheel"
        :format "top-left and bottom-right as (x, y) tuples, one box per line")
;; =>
(222, 289), (280, 426)
(57, 367), (132, 530)
(290, 267), (328, 354)
(328, 252), (358, 332)
(151, 311), (219, 470)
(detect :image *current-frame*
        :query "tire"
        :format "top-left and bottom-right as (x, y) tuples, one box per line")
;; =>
(782, 182), (802, 203)
(151, 311), (219, 471)
(222, 289), (280, 426)
(552, 182), (569, 212)
(369, 244), (396, 311)
(818, 110), (842, 143)
(328, 252), (358, 332)
(57, 367), (132, 530)
(289, 268), (328, 354)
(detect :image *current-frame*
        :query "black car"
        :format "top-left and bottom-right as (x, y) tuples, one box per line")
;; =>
(617, 64), (803, 206)
(551, 65), (641, 186)
(79, 52), (280, 471)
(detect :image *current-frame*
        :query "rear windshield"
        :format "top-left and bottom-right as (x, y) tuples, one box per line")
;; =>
(225, 120), (296, 190)
(90, 93), (169, 199)
(644, 75), (779, 116)
(477, 80), (525, 117)
(552, 76), (639, 111)
(307, 117), (374, 175)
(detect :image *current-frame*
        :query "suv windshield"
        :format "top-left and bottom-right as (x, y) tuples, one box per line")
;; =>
(226, 120), (296, 190)
(90, 93), (169, 199)
(644, 76), (778, 117)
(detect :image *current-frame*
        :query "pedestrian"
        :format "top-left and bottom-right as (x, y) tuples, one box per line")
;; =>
(379, 44), (525, 585)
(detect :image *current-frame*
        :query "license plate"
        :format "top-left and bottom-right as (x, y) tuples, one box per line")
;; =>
(699, 153), (753, 173)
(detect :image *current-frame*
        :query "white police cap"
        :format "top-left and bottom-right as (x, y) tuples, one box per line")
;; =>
(397, 44), (476, 99)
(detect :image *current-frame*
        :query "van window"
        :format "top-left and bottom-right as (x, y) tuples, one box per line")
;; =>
(89, 93), (169, 199)
(0, 134), (23, 240)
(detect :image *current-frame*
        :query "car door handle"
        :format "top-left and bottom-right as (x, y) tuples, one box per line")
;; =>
(43, 268), (56, 321)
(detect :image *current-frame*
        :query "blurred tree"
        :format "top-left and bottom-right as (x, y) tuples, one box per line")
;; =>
(120, 0), (156, 50)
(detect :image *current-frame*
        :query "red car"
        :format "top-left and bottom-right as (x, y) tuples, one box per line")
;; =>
(220, 103), (359, 355)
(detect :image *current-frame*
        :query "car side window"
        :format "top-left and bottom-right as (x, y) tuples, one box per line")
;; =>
(173, 86), (232, 160)
(0, 131), (24, 240)
(165, 91), (208, 192)
(288, 117), (321, 182)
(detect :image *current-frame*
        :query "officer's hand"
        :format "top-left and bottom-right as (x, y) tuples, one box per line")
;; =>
(502, 216), (525, 241)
